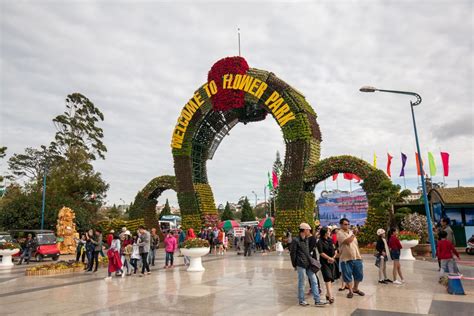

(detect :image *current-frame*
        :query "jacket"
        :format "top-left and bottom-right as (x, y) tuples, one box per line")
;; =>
(290, 236), (311, 269)
(244, 229), (254, 243)
(150, 234), (160, 250)
(91, 234), (103, 252)
(138, 231), (150, 254)
(164, 235), (178, 253)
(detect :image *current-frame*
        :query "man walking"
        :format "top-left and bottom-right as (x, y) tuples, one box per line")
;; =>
(337, 218), (365, 298)
(440, 218), (456, 246)
(149, 228), (160, 266)
(244, 226), (254, 257)
(290, 223), (328, 307)
(138, 226), (151, 276)
(18, 234), (35, 265)
(87, 229), (102, 272)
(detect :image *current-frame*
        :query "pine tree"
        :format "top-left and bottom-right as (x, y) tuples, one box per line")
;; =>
(159, 199), (172, 219)
(221, 201), (234, 221)
(107, 204), (121, 219)
(240, 197), (255, 222)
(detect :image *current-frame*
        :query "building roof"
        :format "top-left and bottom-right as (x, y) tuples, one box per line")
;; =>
(430, 187), (474, 205)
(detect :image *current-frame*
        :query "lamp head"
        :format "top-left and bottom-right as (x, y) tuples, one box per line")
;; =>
(359, 86), (377, 92)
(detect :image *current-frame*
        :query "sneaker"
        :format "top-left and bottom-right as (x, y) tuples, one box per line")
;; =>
(378, 280), (387, 284)
(121, 272), (125, 278)
(384, 279), (393, 283)
(146, 271), (151, 275)
(315, 301), (328, 307)
(104, 276), (112, 281)
(401, 279), (406, 284)
(299, 301), (310, 307)
(393, 280), (402, 285)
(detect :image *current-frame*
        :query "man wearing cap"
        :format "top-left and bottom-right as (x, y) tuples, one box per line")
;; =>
(290, 223), (328, 307)
(337, 218), (365, 298)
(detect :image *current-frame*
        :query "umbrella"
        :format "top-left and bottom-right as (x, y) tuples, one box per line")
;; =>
(218, 220), (240, 231)
(257, 217), (274, 229)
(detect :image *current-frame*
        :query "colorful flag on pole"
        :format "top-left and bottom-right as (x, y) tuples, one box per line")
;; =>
(387, 153), (393, 177)
(428, 152), (437, 176)
(373, 152), (377, 168)
(352, 174), (361, 183)
(332, 174), (338, 181)
(267, 172), (273, 190)
(343, 173), (353, 180)
(440, 152), (450, 176)
(400, 153), (407, 177)
(272, 170), (279, 189)
(415, 152), (424, 175)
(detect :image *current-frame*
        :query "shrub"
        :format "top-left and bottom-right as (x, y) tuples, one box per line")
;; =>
(182, 238), (210, 249)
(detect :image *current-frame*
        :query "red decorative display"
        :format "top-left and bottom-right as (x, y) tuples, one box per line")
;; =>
(208, 56), (249, 112)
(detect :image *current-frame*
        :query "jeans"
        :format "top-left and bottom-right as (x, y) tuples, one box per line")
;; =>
(19, 248), (32, 264)
(140, 253), (150, 274)
(148, 248), (156, 266)
(88, 251), (99, 271)
(297, 266), (321, 303)
(121, 256), (130, 274)
(130, 258), (138, 274)
(440, 259), (458, 277)
(166, 252), (174, 266)
(378, 256), (387, 280)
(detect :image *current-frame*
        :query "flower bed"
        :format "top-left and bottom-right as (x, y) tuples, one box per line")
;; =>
(399, 231), (419, 241)
(25, 261), (85, 276)
(182, 238), (210, 249)
(0, 242), (20, 250)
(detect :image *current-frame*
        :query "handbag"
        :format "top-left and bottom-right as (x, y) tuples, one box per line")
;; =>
(309, 257), (321, 273)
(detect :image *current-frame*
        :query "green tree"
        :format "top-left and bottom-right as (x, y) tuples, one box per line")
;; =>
(107, 204), (121, 219)
(240, 197), (255, 222)
(50, 93), (107, 161)
(221, 201), (234, 221)
(0, 146), (6, 190)
(159, 199), (172, 219)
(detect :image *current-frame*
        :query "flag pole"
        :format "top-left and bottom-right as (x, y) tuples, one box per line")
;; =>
(440, 148), (446, 187)
(237, 28), (241, 56)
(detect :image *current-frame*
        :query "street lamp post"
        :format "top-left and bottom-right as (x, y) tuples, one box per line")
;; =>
(40, 165), (48, 230)
(251, 190), (258, 208)
(360, 86), (436, 258)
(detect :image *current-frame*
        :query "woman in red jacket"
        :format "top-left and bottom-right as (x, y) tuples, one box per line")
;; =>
(388, 228), (404, 285)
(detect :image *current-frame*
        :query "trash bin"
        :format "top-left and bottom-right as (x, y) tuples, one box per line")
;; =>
(447, 274), (465, 295)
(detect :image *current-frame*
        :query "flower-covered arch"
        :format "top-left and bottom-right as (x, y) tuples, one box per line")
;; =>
(171, 57), (321, 236)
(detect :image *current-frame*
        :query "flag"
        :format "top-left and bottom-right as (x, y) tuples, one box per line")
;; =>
(387, 153), (393, 177)
(352, 174), (361, 183)
(415, 152), (424, 175)
(428, 152), (437, 176)
(332, 174), (338, 181)
(373, 152), (377, 168)
(400, 153), (407, 177)
(343, 173), (353, 180)
(267, 172), (273, 190)
(440, 152), (450, 176)
(272, 170), (279, 189)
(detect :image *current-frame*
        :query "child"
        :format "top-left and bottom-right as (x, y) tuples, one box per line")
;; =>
(130, 235), (140, 275)
(437, 230), (460, 277)
(276, 238), (284, 255)
(164, 231), (177, 269)
(375, 229), (391, 284)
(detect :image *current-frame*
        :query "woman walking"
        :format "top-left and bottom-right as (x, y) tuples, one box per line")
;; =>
(388, 228), (404, 284)
(317, 227), (339, 304)
(375, 229), (391, 284)
(105, 234), (123, 280)
(130, 235), (140, 275)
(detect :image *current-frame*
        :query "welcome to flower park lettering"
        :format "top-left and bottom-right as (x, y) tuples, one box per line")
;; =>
(171, 74), (296, 149)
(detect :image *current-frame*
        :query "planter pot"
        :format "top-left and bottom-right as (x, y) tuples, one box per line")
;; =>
(414, 243), (432, 257)
(400, 240), (419, 261)
(180, 247), (209, 272)
(0, 249), (20, 268)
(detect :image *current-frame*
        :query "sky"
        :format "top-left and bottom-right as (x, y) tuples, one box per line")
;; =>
(1, 0), (473, 208)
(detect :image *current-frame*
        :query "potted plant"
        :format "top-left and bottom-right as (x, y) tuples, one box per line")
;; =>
(0, 242), (21, 267)
(401, 213), (431, 257)
(180, 238), (210, 272)
(398, 231), (419, 260)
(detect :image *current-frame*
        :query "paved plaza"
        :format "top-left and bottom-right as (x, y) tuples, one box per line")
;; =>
(0, 251), (473, 315)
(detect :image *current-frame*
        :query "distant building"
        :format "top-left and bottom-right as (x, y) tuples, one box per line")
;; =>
(429, 187), (474, 247)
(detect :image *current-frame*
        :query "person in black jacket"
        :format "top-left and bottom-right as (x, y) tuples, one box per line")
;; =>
(375, 228), (391, 284)
(317, 227), (340, 304)
(290, 223), (328, 307)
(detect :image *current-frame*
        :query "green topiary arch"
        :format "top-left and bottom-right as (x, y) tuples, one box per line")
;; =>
(139, 175), (176, 230)
(303, 155), (389, 196)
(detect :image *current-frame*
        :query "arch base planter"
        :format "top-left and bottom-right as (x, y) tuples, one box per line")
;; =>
(400, 240), (419, 261)
(0, 249), (20, 268)
(180, 247), (210, 272)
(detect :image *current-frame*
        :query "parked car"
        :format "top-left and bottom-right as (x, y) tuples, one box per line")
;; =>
(9, 230), (60, 262)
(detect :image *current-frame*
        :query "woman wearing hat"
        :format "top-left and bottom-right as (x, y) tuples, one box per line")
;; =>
(375, 228), (392, 284)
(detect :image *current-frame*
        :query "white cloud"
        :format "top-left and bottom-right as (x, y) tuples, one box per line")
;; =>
(1, 0), (472, 207)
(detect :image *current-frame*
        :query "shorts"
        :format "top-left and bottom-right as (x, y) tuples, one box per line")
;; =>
(390, 250), (400, 261)
(340, 259), (364, 283)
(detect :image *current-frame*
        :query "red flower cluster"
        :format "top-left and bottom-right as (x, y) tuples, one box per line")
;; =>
(208, 56), (249, 112)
